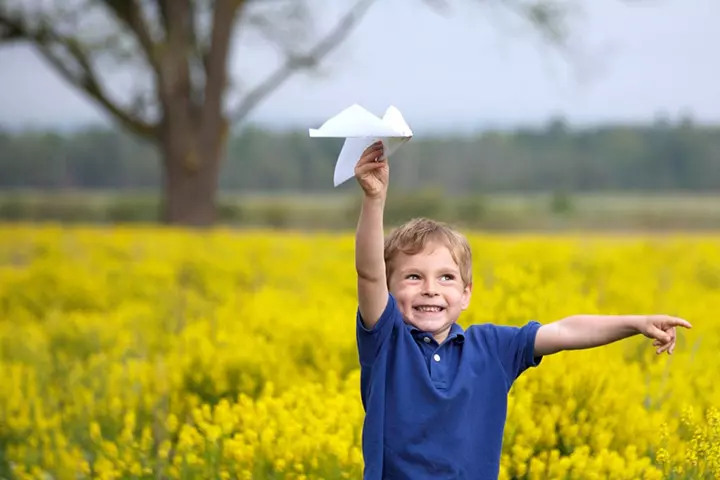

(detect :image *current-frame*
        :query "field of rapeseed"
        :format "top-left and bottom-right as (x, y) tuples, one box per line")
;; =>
(1, 224), (719, 480)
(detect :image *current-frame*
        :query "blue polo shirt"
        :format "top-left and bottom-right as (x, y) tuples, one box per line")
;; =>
(356, 293), (542, 480)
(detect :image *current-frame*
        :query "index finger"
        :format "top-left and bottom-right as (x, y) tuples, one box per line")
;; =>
(666, 316), (692, 329)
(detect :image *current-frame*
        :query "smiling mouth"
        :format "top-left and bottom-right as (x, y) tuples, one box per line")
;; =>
(413, 305), (446, 313)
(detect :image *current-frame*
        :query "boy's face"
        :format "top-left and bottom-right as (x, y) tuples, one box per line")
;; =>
(387, 242), (472, 342)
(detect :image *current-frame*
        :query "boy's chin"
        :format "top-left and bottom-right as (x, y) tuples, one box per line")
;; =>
(405, 315), (457, 332)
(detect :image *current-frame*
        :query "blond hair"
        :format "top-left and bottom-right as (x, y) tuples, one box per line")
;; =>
(384, 217), (472, 286)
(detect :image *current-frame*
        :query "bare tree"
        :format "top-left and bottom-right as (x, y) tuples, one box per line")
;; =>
(0, 0), (574, 226)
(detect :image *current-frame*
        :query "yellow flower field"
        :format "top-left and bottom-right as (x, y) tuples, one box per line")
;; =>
(0, 224), (719, 480)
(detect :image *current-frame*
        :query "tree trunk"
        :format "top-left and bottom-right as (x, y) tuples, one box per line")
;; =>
(159, 119), (223, 227)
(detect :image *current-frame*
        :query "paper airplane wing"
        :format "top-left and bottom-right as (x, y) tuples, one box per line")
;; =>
(382, 106), (413, 137)
(308, 104), (413, 187)
(309, 104), (404, 138)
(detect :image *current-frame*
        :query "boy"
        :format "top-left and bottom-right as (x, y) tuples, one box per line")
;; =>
(352, 140), (692, 480)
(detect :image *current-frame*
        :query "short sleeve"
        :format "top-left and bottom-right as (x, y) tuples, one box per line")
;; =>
(489, 321), (543, 387)
(356, 293), (401, 367)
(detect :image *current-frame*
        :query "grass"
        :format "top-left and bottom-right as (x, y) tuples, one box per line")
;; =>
(1, 189), (719, 231)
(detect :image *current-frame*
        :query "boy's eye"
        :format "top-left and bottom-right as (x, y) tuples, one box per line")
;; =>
(406, 274), (420, 280)
(440, 274), (454, 281)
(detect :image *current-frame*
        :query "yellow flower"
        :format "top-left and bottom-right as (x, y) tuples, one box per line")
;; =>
(89, 421), (102, 443)
(1, 226), (719, 479)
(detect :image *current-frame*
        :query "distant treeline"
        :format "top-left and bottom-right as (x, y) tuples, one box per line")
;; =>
(2, 117), (719, 192)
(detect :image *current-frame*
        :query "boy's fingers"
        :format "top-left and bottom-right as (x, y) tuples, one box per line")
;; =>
(360, 142), (384, 161)
(649, 326), (672, 344)
(358, 154), (383, 168)
(359, 153), (386, 170)
(671, 318), (693, 329)
(656, 340), (672, 354)
(355, 162), (385, 176)
(366, 151), (385, 165)
(658, 315), (692, 329)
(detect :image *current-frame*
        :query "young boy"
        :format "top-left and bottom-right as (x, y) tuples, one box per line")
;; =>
(352, 140), (692, 480)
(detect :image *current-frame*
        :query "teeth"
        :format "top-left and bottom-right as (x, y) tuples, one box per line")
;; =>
(415, 306), (442, 312)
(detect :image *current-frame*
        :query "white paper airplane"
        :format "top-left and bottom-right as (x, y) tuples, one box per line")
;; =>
(309, 104), (413, 187)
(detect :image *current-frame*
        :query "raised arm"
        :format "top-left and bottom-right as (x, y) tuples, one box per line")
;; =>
(534, 313), (692, 357)
(354, 141), (390, 329)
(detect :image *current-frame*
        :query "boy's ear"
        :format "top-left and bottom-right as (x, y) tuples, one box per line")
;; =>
(461, 282), (472, 310)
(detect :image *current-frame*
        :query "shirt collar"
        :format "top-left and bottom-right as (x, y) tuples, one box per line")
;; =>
(408, 322), (465, 345)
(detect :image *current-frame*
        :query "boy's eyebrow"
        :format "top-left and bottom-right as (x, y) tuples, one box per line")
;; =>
(397, 265), (461, 274)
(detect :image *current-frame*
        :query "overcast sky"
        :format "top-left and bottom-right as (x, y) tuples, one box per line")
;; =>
(0, 0), (717, 133)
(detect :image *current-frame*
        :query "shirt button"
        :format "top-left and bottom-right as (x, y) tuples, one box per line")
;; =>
(423, 337), (431, 343)
(433, 354), (441, 362)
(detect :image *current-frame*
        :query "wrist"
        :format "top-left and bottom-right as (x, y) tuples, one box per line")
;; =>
(362, 193), (386, 206)
(628, 315), (647, 334)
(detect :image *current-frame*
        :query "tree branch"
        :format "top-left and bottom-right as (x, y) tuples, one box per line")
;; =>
(230, 0), (377, 123)
(498, 0), (574, 48)
(244, 1), (315, 60)
(101, 0), (162, 75)
(158, 0), (171, 36)
(0, 12), (156, 139)
(201, 0), (242, 129)
(0, 17), (23, 42)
